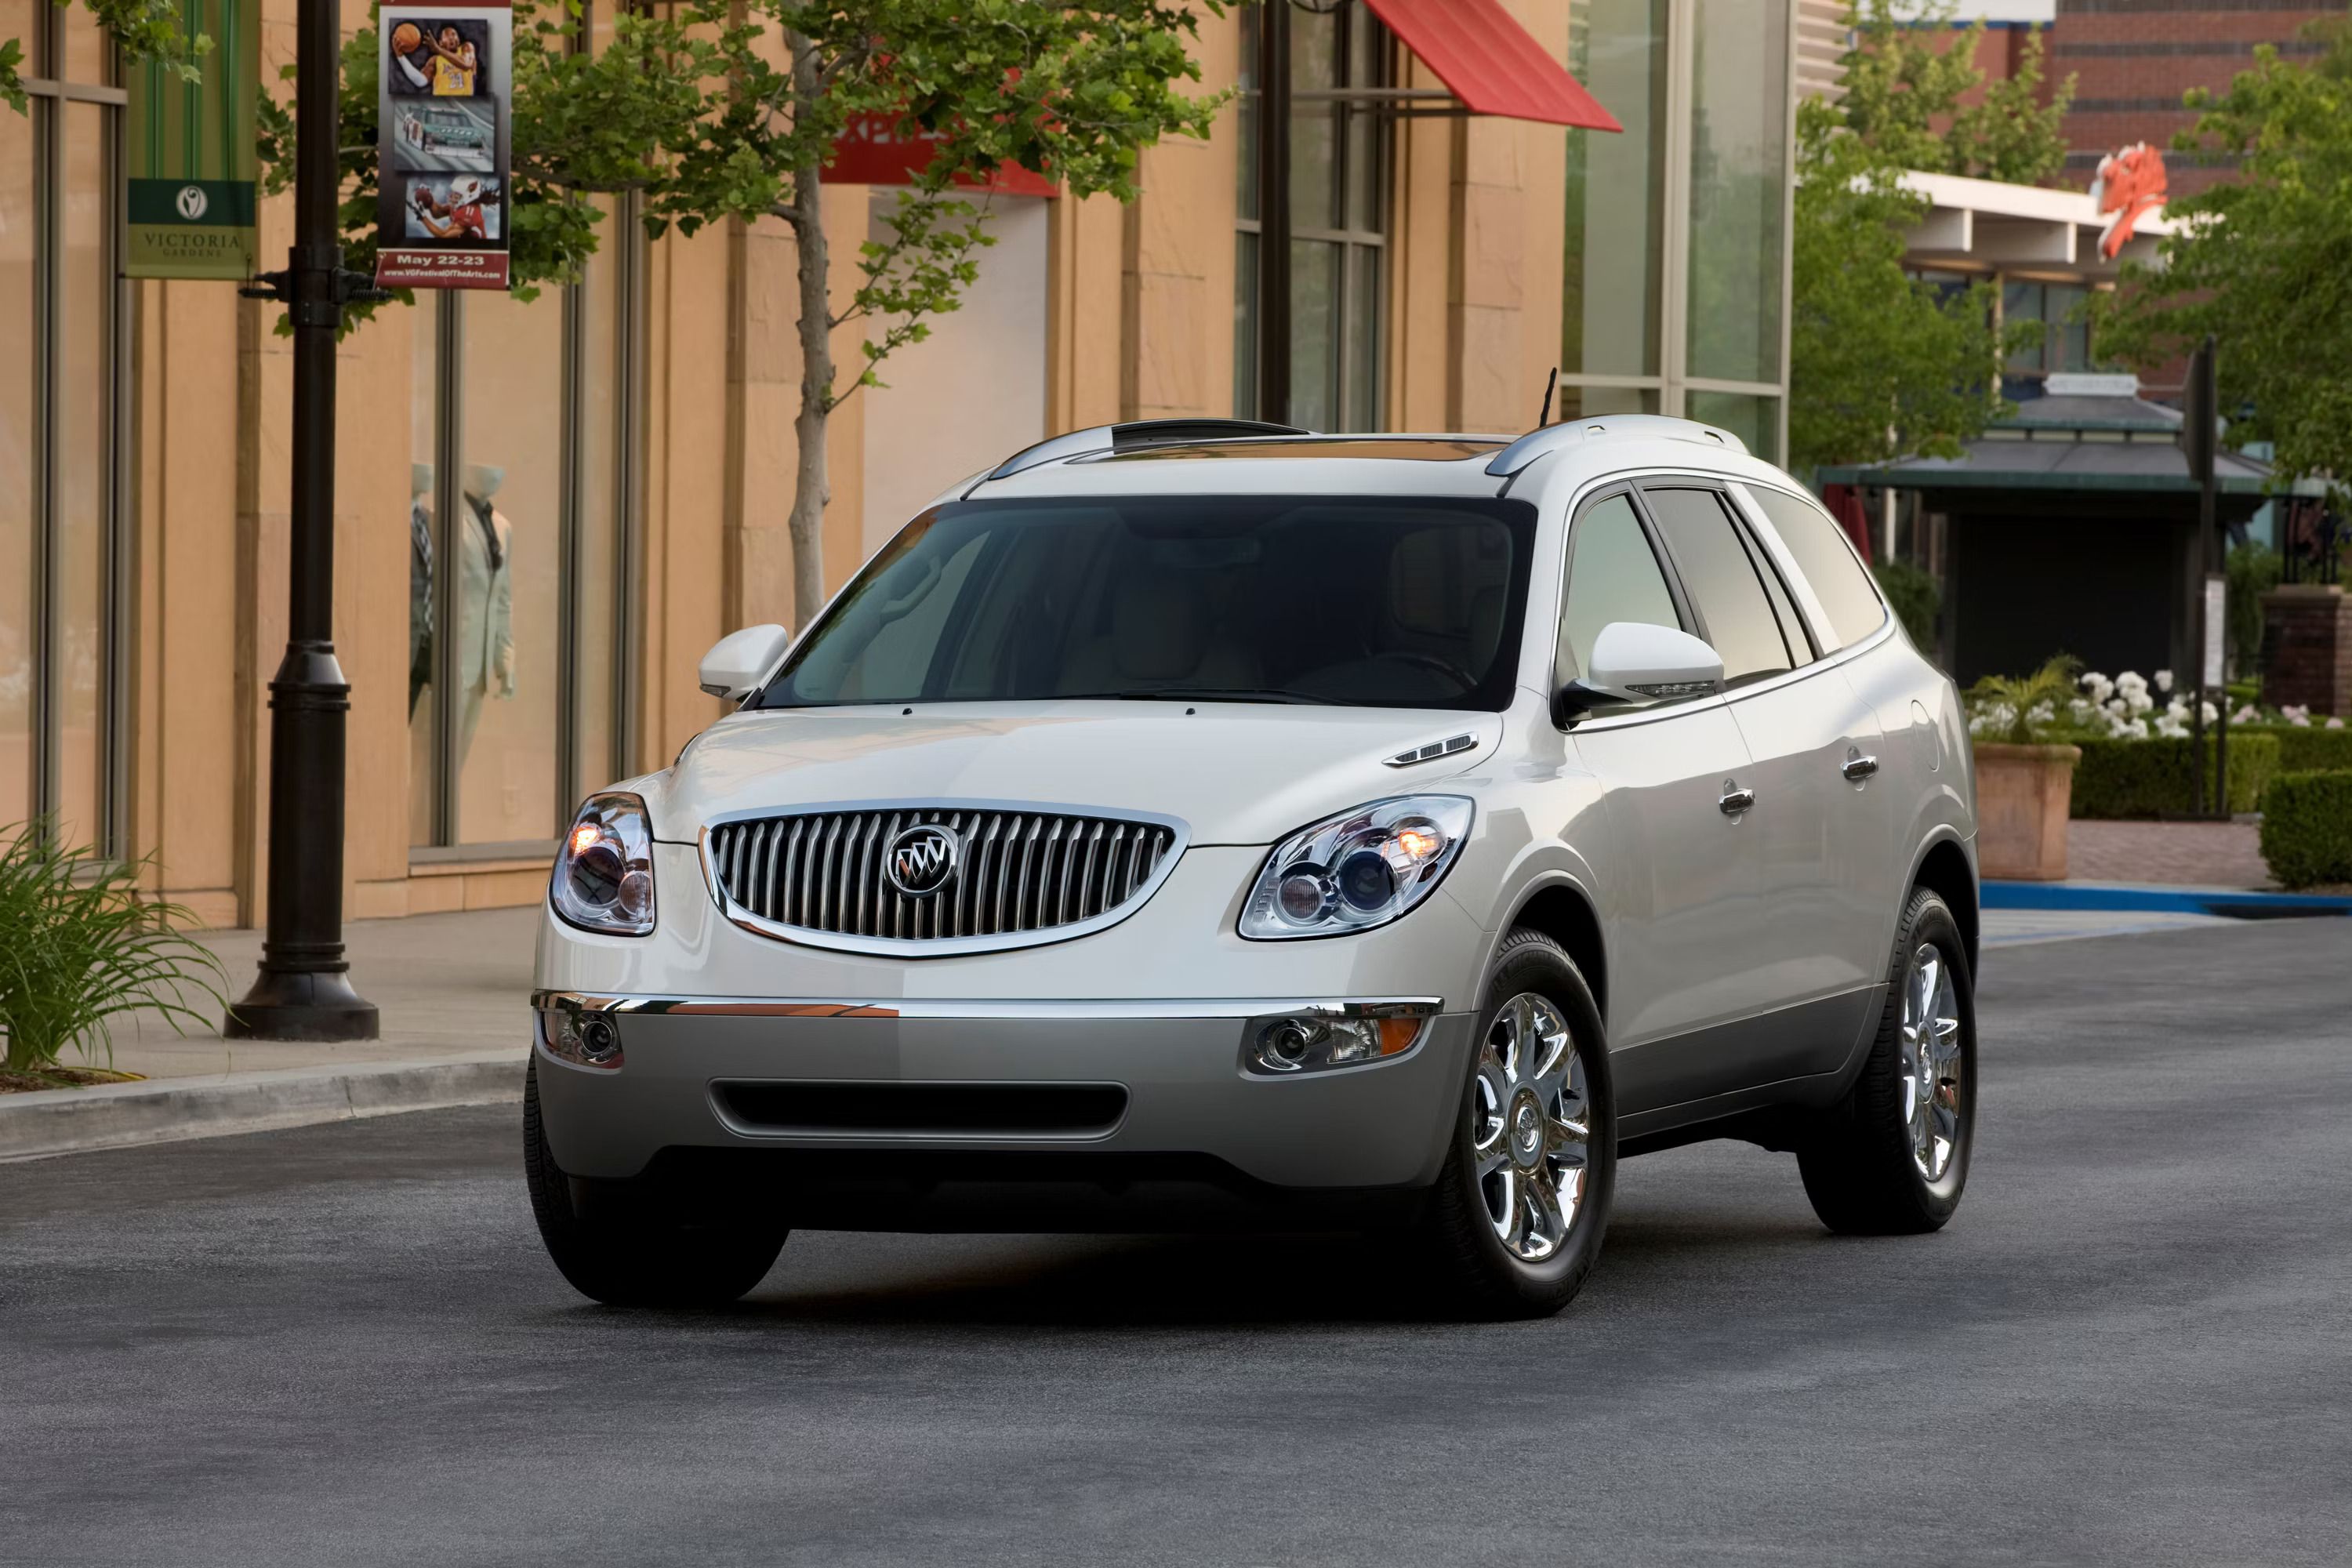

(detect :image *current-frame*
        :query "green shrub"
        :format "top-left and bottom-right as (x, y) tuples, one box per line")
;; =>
(1873, 558), (1940, 651)
(0, 823), (227, 1075)
(2259, 771), (2352, 889)
(2266, 725), (2352, 777)
(2069, 732), (2280, 818)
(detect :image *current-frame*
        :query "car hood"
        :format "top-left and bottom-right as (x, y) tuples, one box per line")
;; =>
(650, 702), (1501, 847)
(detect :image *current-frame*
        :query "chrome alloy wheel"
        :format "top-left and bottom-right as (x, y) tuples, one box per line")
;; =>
(1900, 942), (1965, 1185)
(1471, 993), (1592, 1262)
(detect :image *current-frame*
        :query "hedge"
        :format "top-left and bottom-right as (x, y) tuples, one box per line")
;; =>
(2259, 771), (2352, 889)
(2068, 733), (2280, 819)
(2264, 725), (2352, 777)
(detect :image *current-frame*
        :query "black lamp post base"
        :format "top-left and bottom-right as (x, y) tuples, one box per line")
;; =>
(223, 968), (381, 1042)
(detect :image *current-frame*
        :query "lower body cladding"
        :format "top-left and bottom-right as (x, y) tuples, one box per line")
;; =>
(531, 996), (1476, 1232)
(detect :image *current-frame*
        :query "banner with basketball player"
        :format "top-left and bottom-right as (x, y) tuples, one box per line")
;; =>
(375, 0), (513, 289)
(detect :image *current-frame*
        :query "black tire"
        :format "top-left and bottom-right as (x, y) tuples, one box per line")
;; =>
(1798, 887), (1977, 1236)
(1420, 928), (1617, 1319)
(523, 1059), (788, 1306)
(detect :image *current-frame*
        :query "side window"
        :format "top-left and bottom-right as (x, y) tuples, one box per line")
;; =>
(1557, 492), (1683, 682)
(1641, 486), (1795, 687)
(1737, 521), (1817, 667)
(1744, 485), (1887, 651)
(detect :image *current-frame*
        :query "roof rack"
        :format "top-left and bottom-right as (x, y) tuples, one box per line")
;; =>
(1484, 414), (1747, 477)
(984, 419), (1312, 481)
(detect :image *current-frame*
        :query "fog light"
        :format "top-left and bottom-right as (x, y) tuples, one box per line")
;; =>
(539, 1005), (625, 1070)
(1243, 1004), (1435, 1076)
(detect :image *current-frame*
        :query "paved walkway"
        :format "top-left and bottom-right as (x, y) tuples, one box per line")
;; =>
(88, 906), (539, 1082)
(2067, 818), (2271, 889)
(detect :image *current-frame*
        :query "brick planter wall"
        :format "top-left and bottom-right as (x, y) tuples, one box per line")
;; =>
(2261, 585), (2352, 717)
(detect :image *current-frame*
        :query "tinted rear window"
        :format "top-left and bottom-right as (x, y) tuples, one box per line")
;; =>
(1744, 485), (1888, 650)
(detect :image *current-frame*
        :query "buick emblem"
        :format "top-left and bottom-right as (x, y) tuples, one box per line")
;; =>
(885, 823), (961, 898)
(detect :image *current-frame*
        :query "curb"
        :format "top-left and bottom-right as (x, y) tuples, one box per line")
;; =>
(0, 1051), (528, 1163)
(1982, 880), (2352, 918)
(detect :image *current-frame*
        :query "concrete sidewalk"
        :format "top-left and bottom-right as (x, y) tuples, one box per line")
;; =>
(1, 907), (538, 1161)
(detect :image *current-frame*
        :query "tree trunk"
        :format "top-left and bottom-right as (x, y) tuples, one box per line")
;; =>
(786, 38), (830, 630)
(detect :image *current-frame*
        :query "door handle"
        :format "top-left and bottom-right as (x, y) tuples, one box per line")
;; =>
(1842, 751), (1880, 782)
(1719, 782), (1755, 816)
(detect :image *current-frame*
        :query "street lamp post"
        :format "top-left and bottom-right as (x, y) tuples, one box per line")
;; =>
(225, 0), (381, 1040)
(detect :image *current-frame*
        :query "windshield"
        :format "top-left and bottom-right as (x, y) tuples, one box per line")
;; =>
(760, 496), (1536, 712)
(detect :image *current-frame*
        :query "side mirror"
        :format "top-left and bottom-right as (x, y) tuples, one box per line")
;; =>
(699, 623), (792, 702)
(1559, 621), (1725, 720)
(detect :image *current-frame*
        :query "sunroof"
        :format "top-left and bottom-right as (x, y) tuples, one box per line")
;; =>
(1096, 437), (1504, 463)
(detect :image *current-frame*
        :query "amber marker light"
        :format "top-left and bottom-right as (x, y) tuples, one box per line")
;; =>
(569, 822), (604, 857)
(1377, 1016), (1424, 1055)
(1394, 826), (1440, 862)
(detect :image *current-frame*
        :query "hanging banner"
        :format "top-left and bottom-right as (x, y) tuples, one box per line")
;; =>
(375, 0), (514, 289)
(126, 0), (260, 279)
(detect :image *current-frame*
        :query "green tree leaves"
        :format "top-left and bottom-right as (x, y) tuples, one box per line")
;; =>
(2096, 17), (2352, 506)
(1788, 1), (2067, 477)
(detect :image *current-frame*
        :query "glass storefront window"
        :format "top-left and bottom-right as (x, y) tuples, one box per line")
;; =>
(1563, 0), (1667, 381)
(451, 289), (564, 846)
(55, 99), (108, 848)
(1685, 0), (1788, 388)
(409, 201), (634, 852)
(1233, 1), (1388, 430)
(2, 9), (123, 849)
(1, 69), (33, 826)
(1686, 390), (1779, 465)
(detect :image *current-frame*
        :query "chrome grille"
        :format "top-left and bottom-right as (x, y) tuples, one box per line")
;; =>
(707, 808), (1181, 946)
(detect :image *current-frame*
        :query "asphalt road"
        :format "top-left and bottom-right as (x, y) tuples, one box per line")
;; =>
(5, 919), (2349, 1566)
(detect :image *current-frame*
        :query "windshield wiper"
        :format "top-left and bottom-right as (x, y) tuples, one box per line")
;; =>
(1060, 687), (1335, 706)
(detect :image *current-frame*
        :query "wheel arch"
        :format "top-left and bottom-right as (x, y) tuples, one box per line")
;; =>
(1497, 876), (1610, 1029)
(1907, 833), (1980, 978)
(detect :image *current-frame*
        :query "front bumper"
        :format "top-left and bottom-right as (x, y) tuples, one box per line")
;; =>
(532, 840), (1489, 1225)
(532, 994), (1476, 1204)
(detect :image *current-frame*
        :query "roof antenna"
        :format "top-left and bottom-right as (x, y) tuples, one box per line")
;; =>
(1536, 367), (1557, 429)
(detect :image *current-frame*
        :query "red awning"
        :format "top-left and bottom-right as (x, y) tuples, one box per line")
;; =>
(824, 114), (1060, 198)
(1363, 0), (1620, 130)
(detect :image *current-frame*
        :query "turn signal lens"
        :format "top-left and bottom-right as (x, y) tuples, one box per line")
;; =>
(552, 793), (658, 936)
(1377, 1016), (1422, 1054)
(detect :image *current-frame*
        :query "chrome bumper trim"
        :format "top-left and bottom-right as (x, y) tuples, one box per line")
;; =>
(530, 989), (1446, 1023)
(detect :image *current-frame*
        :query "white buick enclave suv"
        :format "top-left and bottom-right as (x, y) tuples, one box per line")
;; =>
(528, 416), (1979, 1318)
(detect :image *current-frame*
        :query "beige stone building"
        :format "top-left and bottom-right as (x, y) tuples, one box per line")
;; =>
(2, 0), (1801, 928)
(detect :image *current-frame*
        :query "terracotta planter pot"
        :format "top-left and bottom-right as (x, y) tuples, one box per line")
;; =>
(1972, 742), (2082, 881)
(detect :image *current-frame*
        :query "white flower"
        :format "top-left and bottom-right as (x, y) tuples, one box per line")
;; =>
(2154, 670), (2174, 694)
(2164, 695), (2189, 720)
(2292, 711), (2312, 728)
(2069, 697), (2095, 720)
(2107, 696), (2129, 717)
(2116, 671), (2148, 699)
(2127, 689), (2154, 715)
(2282, 704), (2309, 722)
(2027, 701), (2056, 724)
(2082, 673), (2115, 704)
(2154, 716), (2189, 739)
(2125, 717), (2150, 739)
(2232, 703), (2259, 724)
(2329, 717), (2346, 730)
(2201, 701), (2218, 725)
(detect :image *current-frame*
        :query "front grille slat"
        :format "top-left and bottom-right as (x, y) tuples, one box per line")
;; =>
(711, 807), (1176, 948)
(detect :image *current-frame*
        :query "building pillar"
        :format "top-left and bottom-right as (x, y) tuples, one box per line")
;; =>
(2260, 585), (2352, 717)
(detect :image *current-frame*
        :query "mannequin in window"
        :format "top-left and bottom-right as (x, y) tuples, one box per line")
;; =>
(455, 462), (516, 768)
(409, 461), (434, 719)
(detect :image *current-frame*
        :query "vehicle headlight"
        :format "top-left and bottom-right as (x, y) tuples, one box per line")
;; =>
(551, 793), (657, 936)
(1238, 796), (1474, 940)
